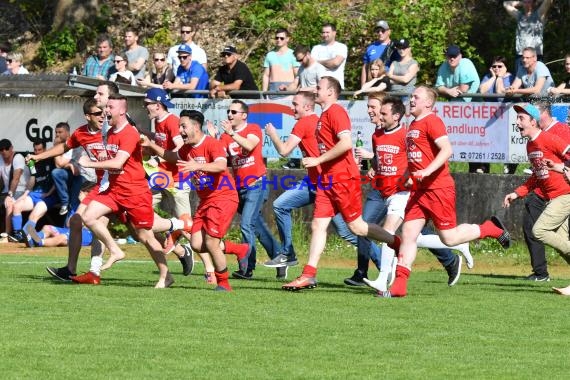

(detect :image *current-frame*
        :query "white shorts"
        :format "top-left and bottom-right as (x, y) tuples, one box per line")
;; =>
(385, 191), (410, 220)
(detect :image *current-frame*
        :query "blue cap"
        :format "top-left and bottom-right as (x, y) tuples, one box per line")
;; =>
(145, 88), (175, 108)
(513, 103), (540, 121)
(176, 44), (193, 55)
(445, 44), (461, 57)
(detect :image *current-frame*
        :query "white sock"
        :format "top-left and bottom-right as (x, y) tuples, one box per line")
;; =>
(170, 217), (183, 231)
(90, 256), (103, 276)
(416, 233), (465, 251)
(374, 242), (395, 292)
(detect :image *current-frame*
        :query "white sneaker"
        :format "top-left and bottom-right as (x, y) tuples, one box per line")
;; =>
(523, 168), (533, 175)
(363, 276), (386, 292)
(388, 256), (398, 286)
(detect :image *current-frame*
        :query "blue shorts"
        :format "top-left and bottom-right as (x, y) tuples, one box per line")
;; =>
(52, 226), (93, 246)
(29, 191), (59, 209)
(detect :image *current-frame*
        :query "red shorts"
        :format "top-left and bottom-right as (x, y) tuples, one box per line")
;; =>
(404, 186), (457, 230)
(191, 198), (238, 239)
(81, 185), (101, 206)
(314, 180), (362, 223)
(92, 189), (154, 229)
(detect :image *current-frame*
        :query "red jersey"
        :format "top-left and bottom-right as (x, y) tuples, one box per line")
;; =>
(406, 112), (454, 190)
(178, 135), (238, 202)
(534, 120), (570, 199)
(66, 124), (106, 182)
(290, 114), (321, 184)
(154, 113), (182, 177)
(105, 123), (148, 194)
(316, 103), (359, 181)
(515, 131), (570, 200)
(220, 123), (266, 189)
(372, 125), (408, 197)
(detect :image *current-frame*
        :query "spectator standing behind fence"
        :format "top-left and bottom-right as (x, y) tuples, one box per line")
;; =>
(311, 23), (348, 89)
(2, 52), (29, 75)
(361, 20), (398, 87)
(0, 43), (9, 73)
(167, 23), (207, 74)
(354, 59), (391, 97)
(386, 39), (418, 96)
(436, 45), (484, 173)
(123, 29), (149, 80)
(505, 46), (554, 98)
(163, 45), (209, 98)
(263, 28), (299, 98)
(209, 46), (258, 99)
(136, 52), (175, 89)
(503, 0), (554, 71)
(548, 54), (570, 97)
(285, 45), (326, 92)
(109, 53), (137, 86)
(82, 35), (114, 80)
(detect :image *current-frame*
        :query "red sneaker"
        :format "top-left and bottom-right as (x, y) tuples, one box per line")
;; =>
(71, 271), (101, 285)
(282, 275), (317, 291)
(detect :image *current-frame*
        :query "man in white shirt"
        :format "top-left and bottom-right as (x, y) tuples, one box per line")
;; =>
(167, 23), (207, 73)
(310, 23), (348, 89)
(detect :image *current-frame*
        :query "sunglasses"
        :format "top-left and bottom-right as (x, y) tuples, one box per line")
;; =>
(296, 55), (306, 63)
(154, 58), (166, 62)
(221, 52), (232, 57)
(491, 65), (504, 68)
(181, 30), (192, 34)
(376, 29), (388, 33)
(227, 110), (245, 115)
(0, 147), (10, 152)
(114, 59), (124, 63)
(88, 111), (104, 116)
(178, 55), (190, 60)
(6, 59), (12, 63)
(275, 36), (286, 41)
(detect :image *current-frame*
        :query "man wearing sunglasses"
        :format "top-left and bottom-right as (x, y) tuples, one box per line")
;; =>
(167, 23), (207, 74)
(262, 28), (299, 98)
(162, 45), (209, 99)
(210, 46), (258, 99)
(361, 20), (399, 87)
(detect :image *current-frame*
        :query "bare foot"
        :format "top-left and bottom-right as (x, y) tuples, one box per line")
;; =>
(552, 286), (570, 296)
(155, 272), (174, 288)
(100, 251), (126, 271)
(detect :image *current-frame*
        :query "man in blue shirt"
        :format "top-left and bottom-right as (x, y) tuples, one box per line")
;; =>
(361, 20), (399, 86)
(435, 44), (480, 102)
(163, 45), (209, 98)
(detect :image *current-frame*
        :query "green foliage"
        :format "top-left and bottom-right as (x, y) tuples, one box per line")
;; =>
(141, 10), (175, 49)
(37, 27), (76, 67)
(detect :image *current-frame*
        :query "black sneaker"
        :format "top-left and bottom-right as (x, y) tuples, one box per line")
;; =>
(46, 266), (76, 282)
(9, 230), (25, 243)
(232, 269), (253, 280)
(276, 266), (288, 280)
(524, 273), (550, 282)
(490, 216), (512, 249)
(445, 255), (462, 286)
(344, 269), (367, 286)
(178, 244), (194, 276)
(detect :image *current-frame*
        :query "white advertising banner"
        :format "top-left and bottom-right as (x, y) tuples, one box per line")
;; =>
(1, 97), (568, 163)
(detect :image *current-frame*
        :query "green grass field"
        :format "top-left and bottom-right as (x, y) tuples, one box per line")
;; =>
(1, 243), (570, 380)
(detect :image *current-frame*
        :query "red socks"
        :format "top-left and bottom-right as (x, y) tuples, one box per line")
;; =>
(223, 241), (249, 260)
(479, 220), (503, 239)
(302, 265), (317, 278)
(389, 265), (411, 297)
(215, 269), (232, 291)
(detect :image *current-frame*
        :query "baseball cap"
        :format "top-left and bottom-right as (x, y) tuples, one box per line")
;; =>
(176, 44), (193, 55)
(395, 39), (410, 49)
(375, 20), (390, 30)
(445, 44), (461, 57)
(145, 88), (175, 108)
(0, 139), (11, 150)
(513, 104), (540, 121)
(220, 45), (238, 55)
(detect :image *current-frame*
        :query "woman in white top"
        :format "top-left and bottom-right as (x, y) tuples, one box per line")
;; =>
(387, 39), (419, 95)
(3, 53), (29, 75)
(109, 53), (137, 86)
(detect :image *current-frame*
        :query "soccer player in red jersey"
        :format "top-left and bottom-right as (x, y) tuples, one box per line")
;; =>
(217, 100), (280, 280)
(78, 94), (174, 288)
(384, 86), (511, 298)
(282, 76), (398, 291)
(502, 104), (570, 296)
(142, 109), (249, 291)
